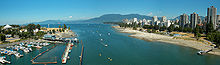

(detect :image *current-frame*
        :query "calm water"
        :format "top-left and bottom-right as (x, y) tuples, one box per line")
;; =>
(4, 24), (220, 65)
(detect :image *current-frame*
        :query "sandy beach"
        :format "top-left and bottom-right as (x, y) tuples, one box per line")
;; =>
(113, 26), (220, 56)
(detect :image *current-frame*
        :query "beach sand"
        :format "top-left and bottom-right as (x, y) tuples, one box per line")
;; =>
(113, 26), (220, 56)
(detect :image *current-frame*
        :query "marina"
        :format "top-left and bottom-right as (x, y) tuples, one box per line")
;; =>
(0, 41), (52, 64)
(0, 24), (220, 65)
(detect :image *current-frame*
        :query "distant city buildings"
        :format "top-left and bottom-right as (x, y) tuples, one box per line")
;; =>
(121, 6), (220, 30)
(207, 6), (217, 29)
(153, 16), (158, 22)
(190, 12), (199, 29)
(179, 13), (189, 28)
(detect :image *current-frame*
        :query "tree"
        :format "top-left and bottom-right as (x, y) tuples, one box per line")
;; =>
(63, 24), (67, 29)
(152, 29), (156, 33)
(59, 29), (62, 32)
(147, 29), (151, 33)
(36, 24), (41, 30)
(133, 26), (137, 30)
(59, 25), (61, 28)
(154, 25), (159, 30)
(0, 34), (6, 42)
(183, 28), (188, 32)
(168, 24), (175, 32)
(159, 26), (167, 31)
(52, 29), (56, 34)
(206, 22), (214, 34)
(143, 25), (150, 29)
(187, 27), (192, 33)
(68, 27), (70, 30)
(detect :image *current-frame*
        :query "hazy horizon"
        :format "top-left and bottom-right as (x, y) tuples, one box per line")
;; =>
(0, 0), (219, 24)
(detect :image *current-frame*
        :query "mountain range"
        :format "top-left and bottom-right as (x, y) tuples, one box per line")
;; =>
(30, 14), (205, 24)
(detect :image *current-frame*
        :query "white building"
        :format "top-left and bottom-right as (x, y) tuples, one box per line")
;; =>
(33, 29), (39, 33)
(3, 24), (12, 29)
(155, 21), (161, 25)
(153, 16), (158, 22)
(161, 16), (167, 22)
(133, 18), (138, 22)
(166, 20), (171, 27)
(145, 20), (152, 25)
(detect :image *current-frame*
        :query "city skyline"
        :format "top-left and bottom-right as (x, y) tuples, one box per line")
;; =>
(0, 0), (220, 24)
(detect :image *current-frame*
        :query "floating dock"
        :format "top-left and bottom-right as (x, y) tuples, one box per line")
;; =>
(61, 41), (73, 64)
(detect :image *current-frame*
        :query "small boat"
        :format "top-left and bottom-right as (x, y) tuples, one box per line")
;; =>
(67, 56), (70, 59)
(197, 51), (206, 55)
(73, 38), (79, 43)
(108, 33), (111, 35)
(104, 44), (108, 47)
(35, 46), (42, 49)
(99, 53), (102, 56)
(107, 57), (112, 61)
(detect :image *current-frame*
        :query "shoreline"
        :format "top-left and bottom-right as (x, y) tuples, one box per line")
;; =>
(112, 26), (220, 56)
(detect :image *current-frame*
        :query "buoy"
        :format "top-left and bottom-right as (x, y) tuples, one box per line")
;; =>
(107, 57), (112, 61)
(110, 59), (112, 61)
(99, 53), (102, 56)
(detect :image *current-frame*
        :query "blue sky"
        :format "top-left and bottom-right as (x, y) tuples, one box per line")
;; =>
(0, 0), (219, 24)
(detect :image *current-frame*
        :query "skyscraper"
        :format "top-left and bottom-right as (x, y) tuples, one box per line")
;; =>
(153, 16), (158, 22)
(190, 12), (198, 29)
(161, 16), (167, 22)
(207, 6), (217, 29)
(198, 16), (202, 24)
(179, 13), (189, 28)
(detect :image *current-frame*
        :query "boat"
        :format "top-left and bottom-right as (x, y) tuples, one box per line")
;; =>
(15, 53), (23, 57)
(73, 38), (79, 43)
(0, 56), (11, 64)
(197, 51), (206, 55)
(28, 48), (32, 51)
(108, 33), (111, 35)
(104, 44), (108, 47)
(35, 45), (42, 49)
(23, 48), (29, 53)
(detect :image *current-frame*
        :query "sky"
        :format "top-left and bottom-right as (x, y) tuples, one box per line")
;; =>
(0, 0), (220, 24)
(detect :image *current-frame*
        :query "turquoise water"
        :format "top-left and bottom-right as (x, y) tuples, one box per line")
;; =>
(4, 24), (220, 65)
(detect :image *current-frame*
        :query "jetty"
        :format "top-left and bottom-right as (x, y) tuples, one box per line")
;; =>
(80, 40), (84, 65)
(61, 40), (73, 64)
(31, 45), (57, 64)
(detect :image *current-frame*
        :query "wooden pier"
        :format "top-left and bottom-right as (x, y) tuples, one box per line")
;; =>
(31, 45), (57, 64)
(80, 40), (84, 65)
